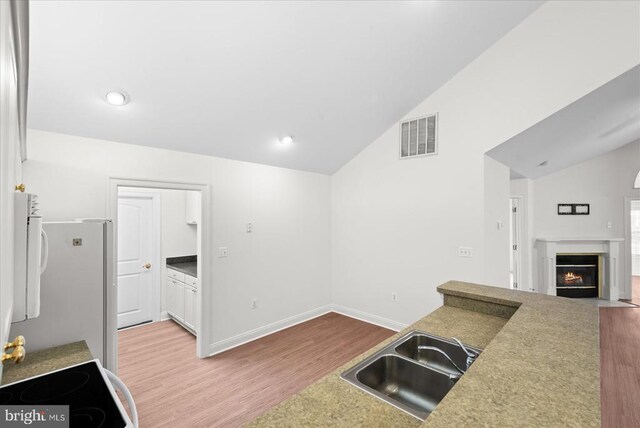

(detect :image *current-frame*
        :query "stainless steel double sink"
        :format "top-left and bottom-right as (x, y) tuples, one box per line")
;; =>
(341, 330), (482, 420)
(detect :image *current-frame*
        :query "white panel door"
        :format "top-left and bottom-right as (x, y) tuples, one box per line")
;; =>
(117, 195), (154, 328)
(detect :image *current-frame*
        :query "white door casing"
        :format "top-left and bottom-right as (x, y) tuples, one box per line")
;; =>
(631, 200), (640, 275)
(117, 194), (155, 328)
(509, 197), (522, 290)
(0, 0), (23, 379)
(625, 197), (640, 299)
(109, 178), (209, 360)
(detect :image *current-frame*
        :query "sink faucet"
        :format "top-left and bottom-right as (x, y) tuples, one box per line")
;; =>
(416, 345), (465, 380)
(452, 337), (479, 370)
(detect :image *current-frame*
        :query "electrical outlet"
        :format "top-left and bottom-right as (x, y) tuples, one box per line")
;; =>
(391, 292), (398, 302)
(218, 247), (229, 258)
(458, 247), (473, 258)
(252, 299), (257, 310)
(606, 221), (612, 229)
(246, 222), (253, 233)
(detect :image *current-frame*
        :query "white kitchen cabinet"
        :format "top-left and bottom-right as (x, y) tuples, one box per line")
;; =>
(167, 268), (185, 283)
(166, 270), (196, 335)
(184, 274), (198, 288)
(185, 191), (200, 225)
(167, 278), (184, 323)
(184, 285), (197, 331)
(166, 278), (175, 316)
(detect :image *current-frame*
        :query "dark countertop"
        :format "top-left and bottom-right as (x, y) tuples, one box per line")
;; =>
(1, 341), (93, 385)
(166, 255), (197, 278)
(167, 262), (197, 277)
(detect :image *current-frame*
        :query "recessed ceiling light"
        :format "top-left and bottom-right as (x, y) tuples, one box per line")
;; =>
(279, 136), (294, 145)
(537, 160), (549, 167)
(105, 91), (129, 106)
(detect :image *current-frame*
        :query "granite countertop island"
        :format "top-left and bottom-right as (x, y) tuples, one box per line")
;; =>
(167, 255), (197, 277)
(249, 281), (600, 427)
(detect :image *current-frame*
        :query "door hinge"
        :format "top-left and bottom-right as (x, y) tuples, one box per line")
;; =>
(512, 244), (518, 250)
(512, 207), (517, 213)
(513, 283), (518, 289)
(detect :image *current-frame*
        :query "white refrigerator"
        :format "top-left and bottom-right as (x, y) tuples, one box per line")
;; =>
(10, 220), (117, 371)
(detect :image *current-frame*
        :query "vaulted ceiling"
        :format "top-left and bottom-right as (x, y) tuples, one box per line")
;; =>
(27, 1), (542, 174)
(487, 65), (640, 179)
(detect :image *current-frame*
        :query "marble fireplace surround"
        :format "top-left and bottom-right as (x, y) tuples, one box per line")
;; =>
(536, 238), (623, 301)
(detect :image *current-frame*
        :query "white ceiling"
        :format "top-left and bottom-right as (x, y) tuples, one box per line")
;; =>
(487, 65), (640, 179)
(27, 1), (542, 174)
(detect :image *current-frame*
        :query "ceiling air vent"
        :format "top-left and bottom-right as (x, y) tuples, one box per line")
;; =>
(400, 114), (438, 159)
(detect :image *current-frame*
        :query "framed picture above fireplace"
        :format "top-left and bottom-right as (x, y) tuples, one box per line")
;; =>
(557, 203), (590, 215)
(558, 204), (573, 215)
(574, 204), (590, 215)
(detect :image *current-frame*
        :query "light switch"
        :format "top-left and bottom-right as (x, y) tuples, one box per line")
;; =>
(218, 247), (229, 258)
(606, 221), (612, 229)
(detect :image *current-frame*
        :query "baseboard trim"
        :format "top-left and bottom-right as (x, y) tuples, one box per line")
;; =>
(208, 305), (333, 356)
(330, 304), (407, 332)
(207, 304), (406, 357)
(159, 311), (170, 321)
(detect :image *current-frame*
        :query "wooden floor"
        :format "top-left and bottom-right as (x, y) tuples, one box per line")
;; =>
(600, 307), (640, 428)
(118, 313), (394, 427)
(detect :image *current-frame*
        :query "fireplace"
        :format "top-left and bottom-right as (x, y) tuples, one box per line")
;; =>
(556, 254), (600, 298)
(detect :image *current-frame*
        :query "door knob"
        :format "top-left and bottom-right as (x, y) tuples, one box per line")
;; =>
(143, 263), (152, 269)
(4, 335), (25, 350)
(2, 346), (25, 365)
(14, 184), (25, 192)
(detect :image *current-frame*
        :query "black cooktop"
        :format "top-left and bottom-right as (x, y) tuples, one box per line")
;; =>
(0, 360), (128, 427)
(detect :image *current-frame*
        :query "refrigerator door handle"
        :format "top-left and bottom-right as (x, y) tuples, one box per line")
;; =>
(40, 229), (49, 274)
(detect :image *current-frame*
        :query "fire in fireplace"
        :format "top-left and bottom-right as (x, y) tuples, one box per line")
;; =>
(556, 254), (599, 298)
(561, 271), (584, 285)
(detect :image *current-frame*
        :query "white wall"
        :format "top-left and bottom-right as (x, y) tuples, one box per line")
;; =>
(532, 140), (640, 298)
(0, 0), (24, 376)
(533, 140), (640, 239)
(483, 156), (511, 289)
(331, 1), (640, 325)
(23, 130), (332, 352)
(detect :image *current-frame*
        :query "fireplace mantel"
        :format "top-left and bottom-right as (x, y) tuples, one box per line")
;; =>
(535, 238), (623, 301)
(536, 238), (624, 242)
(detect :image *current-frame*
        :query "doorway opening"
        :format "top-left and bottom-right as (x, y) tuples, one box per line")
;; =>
(117, 188), (200, 332)
(108, 178), (210, 372)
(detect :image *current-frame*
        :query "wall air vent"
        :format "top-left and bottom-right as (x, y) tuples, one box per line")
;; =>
(400, 114), (438, 159)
